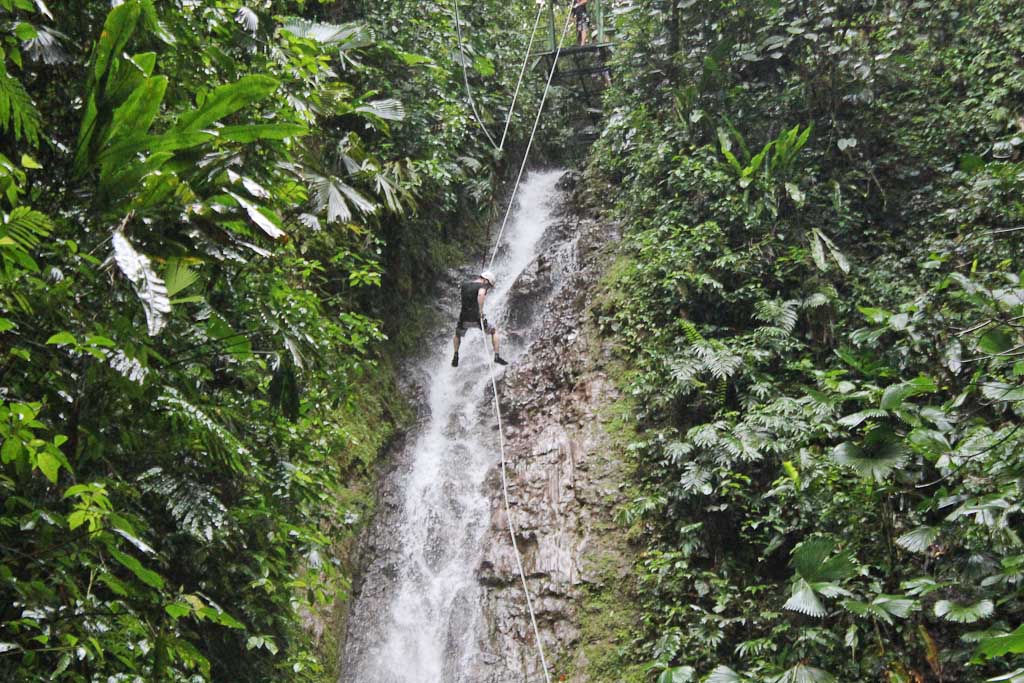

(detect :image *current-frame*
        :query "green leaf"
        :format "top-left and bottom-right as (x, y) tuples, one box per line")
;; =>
(959, 153), (986, 173)
(792, 537), (856, 582)
(896, 526), (939, 553)
(36, 451), (60, 483)
(217, 123), (308, 143)
(657, 666), (696, 683)
(91, 2), (142, 83)
(979, 328), (1015, 355)
(773, 663), (836, 683)
(45, 331), (76, 346)
(20, 153), (41, 169)
(784, 578), (826, 617)
(935, 599), (994, 623)
(707, 666), (744, 683)
(978, 625), (1024, 658)
(175, 75), (279, 133)
(165, 603), (191, 619)
(108, 547), (164, 589)
(227, 191), (286, 241)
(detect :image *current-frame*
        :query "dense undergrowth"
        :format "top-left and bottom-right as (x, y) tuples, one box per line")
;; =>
(589, 0), (1024, 681)
(0, 0), (541, 680)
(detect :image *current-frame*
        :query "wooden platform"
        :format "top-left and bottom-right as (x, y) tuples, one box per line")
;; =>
(534, 43), (613, 145)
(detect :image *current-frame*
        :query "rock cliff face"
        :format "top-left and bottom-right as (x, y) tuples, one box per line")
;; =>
(473, 173), (635, 682)
(337, 171), (636, 683)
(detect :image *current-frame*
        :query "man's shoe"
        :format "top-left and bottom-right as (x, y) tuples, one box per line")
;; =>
(451, 353), (459, 367)
(493, 354), (509, 366)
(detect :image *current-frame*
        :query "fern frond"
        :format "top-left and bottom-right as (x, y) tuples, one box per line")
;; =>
(2, 207), (53, 252)
(156, 386), (251, 471)
(138, 467), (229, 542)
(0, 67), (42, 145)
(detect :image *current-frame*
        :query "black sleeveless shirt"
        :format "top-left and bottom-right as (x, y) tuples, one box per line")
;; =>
(459, 280), (484, 320)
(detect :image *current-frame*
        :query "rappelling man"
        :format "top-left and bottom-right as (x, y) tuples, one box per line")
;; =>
(452, 270), (509, 368)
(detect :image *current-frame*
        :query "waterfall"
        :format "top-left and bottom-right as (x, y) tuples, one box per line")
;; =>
(340, 170), (569, 682)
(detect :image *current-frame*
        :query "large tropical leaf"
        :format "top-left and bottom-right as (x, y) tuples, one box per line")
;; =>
(280, 18), (373, 49)
(354, 98), (406, 122)
(896, 526), (939, 554)
(831, 439), (906, 482)
(111, 224), (171, 336)
(784, 578), (826, 617)
(978, 625), (1024, 658)
(792, 538), (857, 582)
(935, 599), (994, 624)
(773, 664), (836, 683)
(175, 75), (279, 133)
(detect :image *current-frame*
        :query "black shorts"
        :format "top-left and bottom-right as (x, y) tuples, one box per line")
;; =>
(455, 316), (495, 338)
(573, 8), (590, 30)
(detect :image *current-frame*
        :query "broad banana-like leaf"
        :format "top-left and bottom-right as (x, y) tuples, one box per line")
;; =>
(112, 225), (171, 336)
(175, 75), (279, 133)
(978, 625), (1024, 658)
(227, 191), (286, 241)
(218, 123), (308, 143)
(90, 2), (141, 83)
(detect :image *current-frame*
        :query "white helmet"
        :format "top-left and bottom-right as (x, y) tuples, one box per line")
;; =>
(480, 270), (496, 286)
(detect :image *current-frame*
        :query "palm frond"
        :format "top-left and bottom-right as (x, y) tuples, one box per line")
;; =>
(935, 599), (994, 623)
(280, 18), (373, 50)
(23, 26), (69, 64)
(235, 7), (259, 34)
(773, 663), (836, 683)
(896, 526), (939, 553)
(164, 258), (201, 298)
(355, 98), (406, 122)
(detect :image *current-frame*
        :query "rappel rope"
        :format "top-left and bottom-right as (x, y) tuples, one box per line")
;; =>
(498, 5), (545, 151)
(488, 9), (574, 268)
(453, 0), (545, 152)
(475, 9), (577, 683)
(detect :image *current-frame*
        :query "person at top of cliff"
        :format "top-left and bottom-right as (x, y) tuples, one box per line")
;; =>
(571, 0), (591, 46)
(452, 270), (509, 368)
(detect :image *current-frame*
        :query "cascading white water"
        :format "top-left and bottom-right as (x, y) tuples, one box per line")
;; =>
(340, 170), (567, 683)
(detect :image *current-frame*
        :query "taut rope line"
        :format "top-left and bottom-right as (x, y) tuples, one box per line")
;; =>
(474, 10), (575, 683)
(453, 0), (545, 152)
(488, 10), (574, 268)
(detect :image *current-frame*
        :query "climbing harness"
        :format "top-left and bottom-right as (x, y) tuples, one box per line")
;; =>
(452, 0), (545, 152)
(473, 9), (577, 683)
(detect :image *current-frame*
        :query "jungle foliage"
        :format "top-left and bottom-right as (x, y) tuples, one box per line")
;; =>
(0, 0), (536, 680)
(589, 0), (1024, 681)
